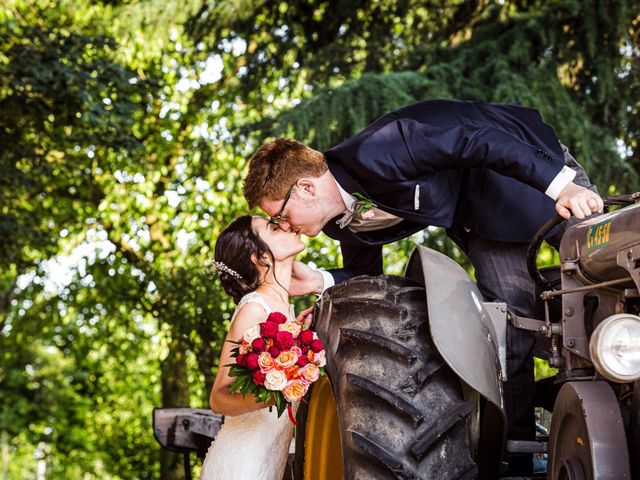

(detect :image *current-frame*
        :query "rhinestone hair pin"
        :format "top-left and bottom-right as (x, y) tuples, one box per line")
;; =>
(211, 261), (243, 280)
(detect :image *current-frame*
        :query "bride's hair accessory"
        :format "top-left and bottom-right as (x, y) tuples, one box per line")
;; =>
(211, 261), (243, 280)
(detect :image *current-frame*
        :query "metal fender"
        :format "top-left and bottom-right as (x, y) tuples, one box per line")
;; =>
(405, 246), (507, 478)
(405, 246), (503, 407)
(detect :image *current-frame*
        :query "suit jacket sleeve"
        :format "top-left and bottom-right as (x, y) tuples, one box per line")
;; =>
(361, 118), (565, 193)
(327, 243), (383, 284)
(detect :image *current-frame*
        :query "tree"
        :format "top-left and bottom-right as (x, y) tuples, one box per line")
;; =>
(1, 0), (638, 477)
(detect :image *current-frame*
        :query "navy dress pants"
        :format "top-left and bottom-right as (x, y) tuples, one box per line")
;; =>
(466, 236), (537, 472)
(463, 144), (597, 473)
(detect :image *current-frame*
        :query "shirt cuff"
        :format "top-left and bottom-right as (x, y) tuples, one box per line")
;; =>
(319, 270), (335, 295)
(545, 166), (577, 200)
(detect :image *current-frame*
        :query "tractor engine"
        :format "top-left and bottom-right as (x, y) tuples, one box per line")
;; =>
(556, 200), (640, 381)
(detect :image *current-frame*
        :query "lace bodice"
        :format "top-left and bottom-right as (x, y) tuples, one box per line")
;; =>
(231, 291), (295, 323)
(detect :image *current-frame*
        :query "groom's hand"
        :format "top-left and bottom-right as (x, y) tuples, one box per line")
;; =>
(555, 182), (603, 220)
(290, 261), (324, 296)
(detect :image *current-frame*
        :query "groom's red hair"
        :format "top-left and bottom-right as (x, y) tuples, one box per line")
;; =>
(244, 138), (328, 209)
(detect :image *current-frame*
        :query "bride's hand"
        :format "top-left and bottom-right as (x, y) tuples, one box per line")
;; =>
(296, 306), (314, 328)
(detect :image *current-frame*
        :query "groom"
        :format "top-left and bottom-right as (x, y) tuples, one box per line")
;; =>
(242, 99), (602, 474)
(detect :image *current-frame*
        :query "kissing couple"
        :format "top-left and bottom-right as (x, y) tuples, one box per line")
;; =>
(201, 99), (602, 479)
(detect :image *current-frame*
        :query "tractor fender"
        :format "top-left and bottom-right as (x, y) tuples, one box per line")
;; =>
(405, 246), (505, 423)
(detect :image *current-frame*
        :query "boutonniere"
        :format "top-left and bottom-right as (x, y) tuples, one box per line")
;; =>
(352, 193), (377, 219)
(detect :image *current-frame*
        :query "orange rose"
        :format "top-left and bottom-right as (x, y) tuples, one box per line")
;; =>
(285, 365), (301, 380)
(282, 380), (308, 402)
(276, 350), (298, 369)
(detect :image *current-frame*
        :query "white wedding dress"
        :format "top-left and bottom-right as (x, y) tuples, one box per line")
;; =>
(200, 292), (297, 480)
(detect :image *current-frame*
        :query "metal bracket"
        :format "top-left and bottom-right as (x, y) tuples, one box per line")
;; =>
(617, 243), (640, 293)
(483, 302), (508, 382)
(508, 312), (551, 333)
(506, 439), (548, 454)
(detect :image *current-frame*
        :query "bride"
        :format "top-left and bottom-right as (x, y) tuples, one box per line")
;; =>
(200, 215), (314, 480)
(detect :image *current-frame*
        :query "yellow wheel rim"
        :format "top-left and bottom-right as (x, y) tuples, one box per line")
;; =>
(303, 375), (344, 480)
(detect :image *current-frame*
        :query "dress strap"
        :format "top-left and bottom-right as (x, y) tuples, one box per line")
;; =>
(236, 292), (273, 315)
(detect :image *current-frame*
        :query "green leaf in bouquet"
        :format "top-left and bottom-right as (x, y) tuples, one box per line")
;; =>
(255, 389), (272, 404)
(243, 381), (258, 396)
(274, 392), (287, 418)
(227, 365), (246, 377)
(229, 376), (246, 394)
(238, 375), (252, 393)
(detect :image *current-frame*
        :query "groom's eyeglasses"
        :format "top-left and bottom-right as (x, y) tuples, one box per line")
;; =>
(268, 182), (296, 226)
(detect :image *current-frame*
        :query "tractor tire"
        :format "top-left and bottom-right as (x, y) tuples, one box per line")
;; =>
(312, 275), (477, 480)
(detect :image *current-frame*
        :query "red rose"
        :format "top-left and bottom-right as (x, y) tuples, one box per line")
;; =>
(275, 331), (294, 350)
(310, 339), (324, 353)
(269, 347), (280, 358)
(236, 353), (246, 367)
(260, 321), (279, 339)
(245, 352), (259, 370)
(251, 338), (266, 352)
(297, 355), (309, 367)
(301, 346), (309, 355)
(253, 370), (266, 386)
(267, 312), (287, 324)
(298, 329), (314, 346)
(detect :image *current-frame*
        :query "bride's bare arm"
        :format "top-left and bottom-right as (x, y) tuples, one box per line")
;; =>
(209, 303), (275, 416)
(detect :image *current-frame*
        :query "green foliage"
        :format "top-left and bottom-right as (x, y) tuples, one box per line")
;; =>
(1, 0), (639, 477)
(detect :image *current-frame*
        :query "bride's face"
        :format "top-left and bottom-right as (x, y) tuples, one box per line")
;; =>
(251, 216), (305, 261)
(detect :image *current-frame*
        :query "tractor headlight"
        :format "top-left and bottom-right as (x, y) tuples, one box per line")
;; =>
(589, 314), (640, 382)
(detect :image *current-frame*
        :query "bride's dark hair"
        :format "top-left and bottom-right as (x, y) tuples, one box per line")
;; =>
(214, 215), (275, 303)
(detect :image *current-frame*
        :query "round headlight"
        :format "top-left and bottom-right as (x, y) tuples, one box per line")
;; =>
(589, 313), (640, 382)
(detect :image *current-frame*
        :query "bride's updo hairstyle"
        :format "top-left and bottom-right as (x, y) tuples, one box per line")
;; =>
(214, 215), (275, 303)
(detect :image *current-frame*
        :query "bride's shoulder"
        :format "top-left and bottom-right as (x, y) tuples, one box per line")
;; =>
(228, 301), (269, 335)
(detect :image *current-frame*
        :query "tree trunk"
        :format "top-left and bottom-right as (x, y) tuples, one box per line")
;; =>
(160, 336), (191, 480)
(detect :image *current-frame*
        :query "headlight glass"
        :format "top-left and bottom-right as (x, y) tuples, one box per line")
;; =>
(589, 314), (640, 382)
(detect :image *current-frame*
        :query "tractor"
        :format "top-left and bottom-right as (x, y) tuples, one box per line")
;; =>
(155, 193), (640, 480)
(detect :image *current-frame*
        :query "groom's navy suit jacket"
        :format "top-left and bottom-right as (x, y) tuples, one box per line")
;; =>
(321, 99), (566, 283)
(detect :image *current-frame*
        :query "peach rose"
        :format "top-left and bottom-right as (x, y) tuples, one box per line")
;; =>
(282, 380), (308, 402)
(300, 363), (320, 384)
(275, 350), (298, 369)
(314, 350), (327, 368)
(243, 324), (261, 344)
(258, 351), (275, 372)
(239, 341), (250, 355)
(307, 350), (326, 367)
(264, 369), (287, 391)
(279, 321), (302, 337)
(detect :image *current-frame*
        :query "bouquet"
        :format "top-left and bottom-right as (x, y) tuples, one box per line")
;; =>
(228, 311), (326, 422)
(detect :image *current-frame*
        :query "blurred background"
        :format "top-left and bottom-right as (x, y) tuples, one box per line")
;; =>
(1, 0), (639, 478)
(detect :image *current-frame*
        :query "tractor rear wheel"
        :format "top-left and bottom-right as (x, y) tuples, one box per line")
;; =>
(297, 275), (477, 479)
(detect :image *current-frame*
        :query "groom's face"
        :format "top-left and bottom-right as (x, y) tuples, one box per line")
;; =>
(260, 181), (326, 237)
